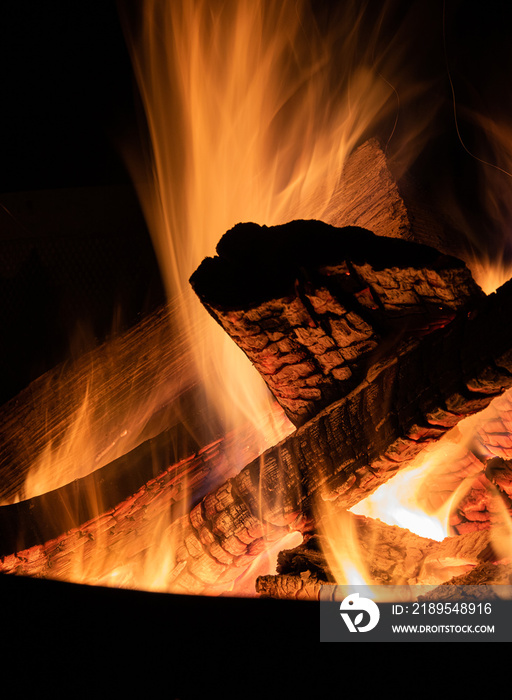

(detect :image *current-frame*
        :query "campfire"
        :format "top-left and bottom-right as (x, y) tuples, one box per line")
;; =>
(1, 0), (512, 607)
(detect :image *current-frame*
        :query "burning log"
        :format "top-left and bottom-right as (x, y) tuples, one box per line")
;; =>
(488, 458), (512, 500)
(161, 271), (512, 594)
(2, 139), (509, 595)
(4, 229), (511, 594)
(190, 219), (483, 426)
(0, 421), (270, 577)
(255, 514), (502, 600)
(448, 470), (512, 535)
(412, 391), (512, 536)
(420, 562), (512, 590)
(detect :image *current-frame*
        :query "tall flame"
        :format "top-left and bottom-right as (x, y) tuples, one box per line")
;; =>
(121, 0), (409, 438)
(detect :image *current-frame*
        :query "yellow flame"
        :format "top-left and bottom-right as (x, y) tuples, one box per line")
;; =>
(121, 0), (407, 438)
(317, 506), (372, 586)
(24, 0), (412, 593)
(349, 446), (467, 543)
(467, 253), (512, 295)
(441, 110), (512, 293)
(320, 393), (512, 587)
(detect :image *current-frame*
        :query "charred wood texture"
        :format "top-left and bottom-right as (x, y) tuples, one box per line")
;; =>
(255, 515), (501, 600)
(413, 390), (512, 536)
(420, 563), (512, 591)
(2, 138), (509, 595)
(161, 278), (512, 594)
(191, 219), (482, 426)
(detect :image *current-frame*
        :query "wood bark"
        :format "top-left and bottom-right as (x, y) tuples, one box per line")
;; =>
(0, 423), (270, 581)
(2, 138), (508, 596)
(191, 219), (483, 426)
(319, 138), (470, 261)
(256, 563), (512, 600)
(0, 138), (417, 497)
(0, 138), (465, 502)
(419, 562), (512, 591)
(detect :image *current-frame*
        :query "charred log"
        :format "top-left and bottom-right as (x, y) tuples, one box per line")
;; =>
(320, 138), (470, 261)
(411, 392), (512, 536)
(419, 563), (512, 593)
(5, 269), (512, 591)
(2, 138), (509, 594)
(191, 219), (483, 426)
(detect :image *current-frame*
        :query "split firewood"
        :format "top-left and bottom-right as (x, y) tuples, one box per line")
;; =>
(6, 244), (508, 592)
(0, 425), (272, 583)
(255, 572), (326, 601)
(1, 138), (507, 594)
(190, 219), (483, 426)
(487, 458), (512, 500)
(257, 563), (512, 601)
(255, 514), (502, 600)
(319, 138), (470, 262)
(0, 302), (215, 505)
(448, 471), (512, 535)
(0, 139), (463, 501)
(431, 562), (512, 600)
(391, 442), (509, 537)
(256, 563), (512, 601)
(419, 562), (512, 592)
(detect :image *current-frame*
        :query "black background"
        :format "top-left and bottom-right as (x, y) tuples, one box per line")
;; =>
(1, 1), (511, 207)
(0, 0), (137, 193)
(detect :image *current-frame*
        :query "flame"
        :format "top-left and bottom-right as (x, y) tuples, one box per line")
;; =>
(121, 0), (412, 438)
(12, 303), (200, 503)
(316, 438), (475, 588)
(349, 445), (468, 543)
(317, 507), (372, 586)
(319, 391), (512, 588)
(441, 112), (512, 293)
(113, 0), (512, 594)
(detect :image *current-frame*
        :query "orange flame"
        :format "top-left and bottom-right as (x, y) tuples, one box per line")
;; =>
(121, 0), (411, 439)
(320, 391), (512, 587)
(349, 443), (470, 543)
